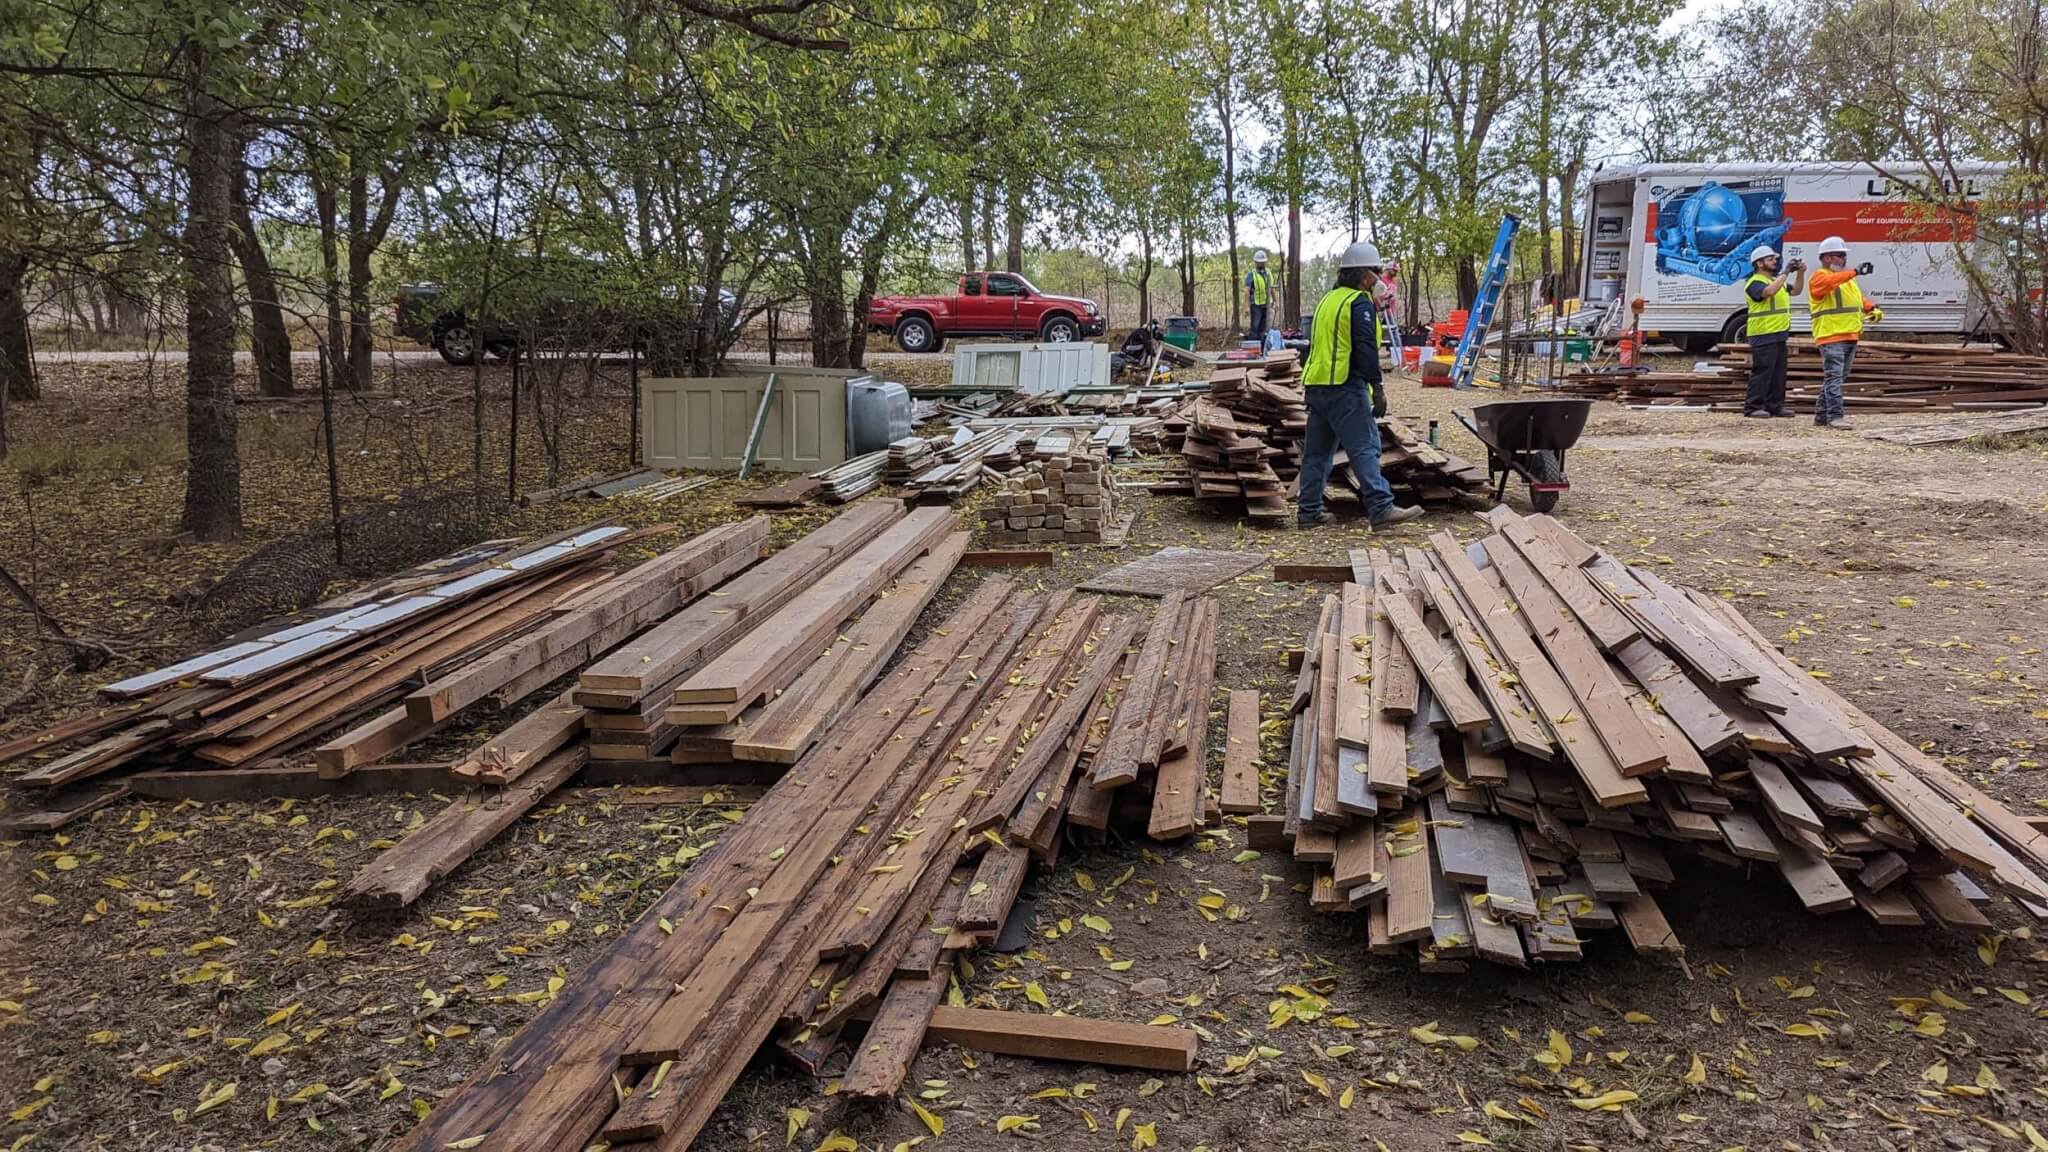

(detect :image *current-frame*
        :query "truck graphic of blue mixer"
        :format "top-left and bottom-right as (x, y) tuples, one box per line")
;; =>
(1651, 177), (1792, 286)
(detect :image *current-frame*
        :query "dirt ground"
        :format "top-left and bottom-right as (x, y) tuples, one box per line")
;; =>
(3, 356), (2048, 1152)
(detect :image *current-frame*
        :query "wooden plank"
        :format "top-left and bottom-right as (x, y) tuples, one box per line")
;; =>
(1381, 801), (1434, 942)
(1426, 847), (1475, 956)
(1861, 850), (1909, 892)
(961, 549), (1056, 567)
(1417, 566), (1551, 757)
(733, 533), (970, 764)
(1747, 757), (1824, 833)
(578, 502), (901, 694)
(1911, 873), (1995, 930)
(314, 704), (448, 776)
(1767, 825), (1857, 913)
(1149, 601), (1216, 840)
(1092, 592), (1187, 789)
(1580, 859), (1641, 901)
(1378, 587), (1490, 731)
(957, 844), (1033, 932)
(1716, 809), (1779, 860)
(1488, 507), (1640, 651)
(1219, 690), (1262, 814)
(0, 785), (130, 833)
(1429, 533), (1647, 808)
(1466, 886), (1529, 967)
(1854, 880), (1925, 926)
(1427, 792), (1536, 919)
(835, 974), (948, 1102)
(1365, 587), (1410, 796)
(1311, 631), (1344, 822)
(455, 690), (585, 785)
(1480, 536), (1666, 777)
(1614, 893), (1686, 955)
(1524, 513), (1598, 568)
(1610, 636), (1742, 757)
(1369, 557), (1420, 716)
(1140, 597), (1197, 771)
(340, 746), (587, 908)
(1272, 562), (1354, 582)
(1583, 555), (1755, 687)
(0, 704), (146, 768)
(674, 507), (955, 705)
(1292, 824), (1337, 864)
(922, 1006), (1199, 1072)
(1332, 817), (1379, 890)
(1334, 584), (1373, 749)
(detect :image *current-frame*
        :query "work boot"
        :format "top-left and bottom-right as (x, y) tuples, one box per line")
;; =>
(1825, 418), (1856, 431)
(1371, 505), (1425, 528)
(1768, 410), (1795, 418)
(1743, 410), (1769, 419)
(1295, 510), (1334, 529)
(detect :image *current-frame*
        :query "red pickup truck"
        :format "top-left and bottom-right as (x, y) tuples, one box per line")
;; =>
(868, 271), (1105, 353)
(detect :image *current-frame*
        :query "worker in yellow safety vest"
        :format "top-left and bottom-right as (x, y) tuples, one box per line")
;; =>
(1741, 244), (1804, 419)
(1296, 240), (1423, 530)
(1246, 251), (1274, 342)
(1807, 235), (1882, 430)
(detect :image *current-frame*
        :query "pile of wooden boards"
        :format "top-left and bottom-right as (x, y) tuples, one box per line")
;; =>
(570, 504), (962, 764)
(1269, 506), (2048, 970)
(390, 582), (1215, 1152)
(1162, 361), (1483, 519)
(979, 446), (1122, 544)
(1, 525), (653, 796)
(1555, 340), (2048, 410)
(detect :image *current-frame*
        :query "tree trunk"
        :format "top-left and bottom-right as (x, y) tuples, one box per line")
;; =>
(1558, 155), (1584, 296)
(230, 130), (295, 396)
(1, 252), (35, 404)
(1137, 225), (1153, 325)
(1217, 88), (1241, 337)
(1004, 182), (1025, 273)
(346, 165), (374, 391)
(181, 45), (242, 541)
(808, 234), (853, 367)
(957, 188), (976, 272)
(1179, 224), (1196, 317)
(1284, 104), (1303, 327)
(979, 195), (995, 270)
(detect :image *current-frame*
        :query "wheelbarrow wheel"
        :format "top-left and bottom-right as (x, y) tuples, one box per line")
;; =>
(1527, 449), (1564, 513)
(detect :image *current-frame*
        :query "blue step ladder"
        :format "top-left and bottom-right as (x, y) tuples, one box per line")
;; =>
(1449, 215), (1521, 389)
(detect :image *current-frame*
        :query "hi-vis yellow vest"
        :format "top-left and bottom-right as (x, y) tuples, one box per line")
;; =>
(1249, 269), (1271, 306)
(1302, 287), (1362, 387)
(1811, 277), (1865, 343)
(1745, 272), (1790, 338)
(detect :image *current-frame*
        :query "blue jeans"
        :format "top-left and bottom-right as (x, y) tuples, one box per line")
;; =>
(1248, 303), (1269, 340)
(1299, 382), (1395, 521)
(1817, 341), (1854, 423)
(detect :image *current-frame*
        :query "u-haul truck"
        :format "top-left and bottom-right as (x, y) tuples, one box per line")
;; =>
(1576, 161), (2008, 352)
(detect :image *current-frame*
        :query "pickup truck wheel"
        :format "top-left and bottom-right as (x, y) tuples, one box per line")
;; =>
(435, 325), (479, 366)
(1041, 316), (1079, 344)
(895, 317), (939, 353)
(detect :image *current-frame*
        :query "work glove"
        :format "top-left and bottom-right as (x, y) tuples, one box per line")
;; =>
(1371, 383), (1388, 418)
(1870, 309), (1884, 324)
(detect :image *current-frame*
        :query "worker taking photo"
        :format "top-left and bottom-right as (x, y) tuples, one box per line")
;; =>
(1246, 251), (1274, 342)
(1807, 235), (1882, 430)
(1296, 240), (1423, 531)
(1742, 245), (1804, 419)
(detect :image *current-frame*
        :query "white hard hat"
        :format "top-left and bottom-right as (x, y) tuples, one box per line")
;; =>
(1818, 236), (1848, 256)
(1749, 245), (1778, 263)
(1253, 249), (1269, 262)
(1338, 240), (1383, 269)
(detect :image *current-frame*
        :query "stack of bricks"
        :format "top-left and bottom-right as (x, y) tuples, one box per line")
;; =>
(981, 450), (1116, 545)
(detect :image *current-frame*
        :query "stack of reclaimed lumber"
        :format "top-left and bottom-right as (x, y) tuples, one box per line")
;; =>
(390, 584), (1215, 1152)
(1555, 340), (2048, 410)
(1, 525), (653, 793)
(1269, 507), (2048, 970)
(574, 504), (960, 763)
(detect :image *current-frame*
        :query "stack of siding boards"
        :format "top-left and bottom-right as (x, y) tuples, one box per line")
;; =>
(980, 446), (1120, 544)
(1267, 507), (2048, 971)
(571, 504), (960, 764)
(0, 524), (658, 800)
(390, 585), (1214, 1152)
(1555, 340), (2048, 409)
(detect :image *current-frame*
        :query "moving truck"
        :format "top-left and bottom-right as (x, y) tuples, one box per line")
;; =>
(1576, 161), (2008, 353)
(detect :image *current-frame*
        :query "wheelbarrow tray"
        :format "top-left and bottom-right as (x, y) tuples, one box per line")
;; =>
(1461, 398), (1593, 454)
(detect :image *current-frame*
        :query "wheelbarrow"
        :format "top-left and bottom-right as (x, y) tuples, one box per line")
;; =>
(1452, 398), (1593, 513)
